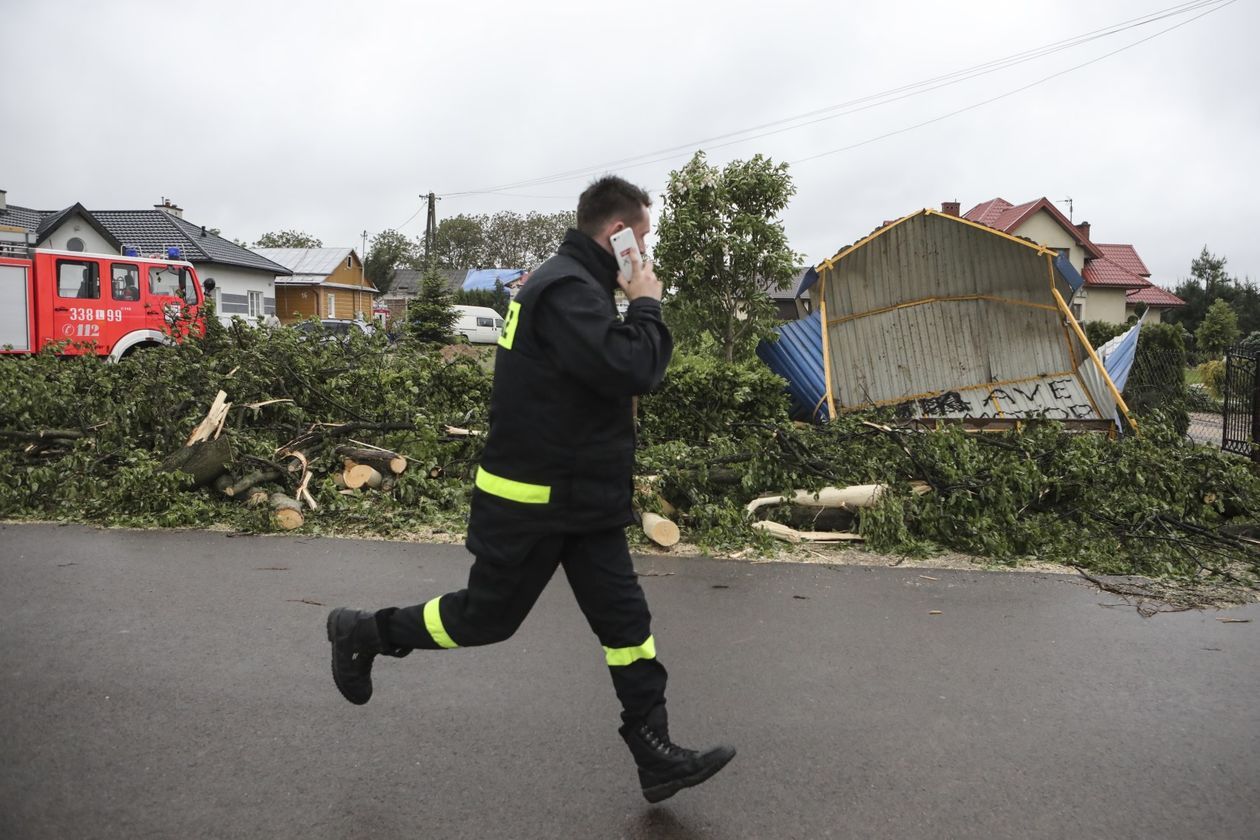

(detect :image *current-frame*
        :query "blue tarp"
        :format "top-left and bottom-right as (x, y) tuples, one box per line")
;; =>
(1100, 314), (1144, 393)
(462, 269), (525, 291)
(756, 310), (830, 422)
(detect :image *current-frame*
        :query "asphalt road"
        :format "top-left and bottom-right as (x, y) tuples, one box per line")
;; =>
(1, 523), (1257, 840)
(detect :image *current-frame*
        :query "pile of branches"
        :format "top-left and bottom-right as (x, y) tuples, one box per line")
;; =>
(1, 325), (1257, 591)
(0, 319), (491, 535)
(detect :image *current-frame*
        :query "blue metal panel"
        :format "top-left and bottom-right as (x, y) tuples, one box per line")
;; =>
(1053, 252), (1085, 292)
(756, 310), (830, 422)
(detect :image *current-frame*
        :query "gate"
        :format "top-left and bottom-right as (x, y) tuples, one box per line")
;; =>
(1223, 345), (1259, 460)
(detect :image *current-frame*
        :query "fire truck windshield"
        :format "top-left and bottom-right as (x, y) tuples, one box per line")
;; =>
(147, 265), (198, 305)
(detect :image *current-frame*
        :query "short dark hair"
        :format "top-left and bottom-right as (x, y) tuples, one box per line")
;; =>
(577, 176), (651, 235)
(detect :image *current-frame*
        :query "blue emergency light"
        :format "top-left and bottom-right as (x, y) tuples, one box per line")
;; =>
(167, 247), (182, 260)
(123, 246), (138, 257)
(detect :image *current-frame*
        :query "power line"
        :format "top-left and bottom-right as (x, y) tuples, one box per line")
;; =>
(788, 0), (1236, 166)
(438, 0), (1231, 198)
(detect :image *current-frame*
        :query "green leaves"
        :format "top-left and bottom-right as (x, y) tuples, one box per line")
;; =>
(655, 151), (802, 364)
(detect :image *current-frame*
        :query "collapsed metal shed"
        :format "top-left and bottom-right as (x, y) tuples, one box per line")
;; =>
(770, 209), (1133, 428)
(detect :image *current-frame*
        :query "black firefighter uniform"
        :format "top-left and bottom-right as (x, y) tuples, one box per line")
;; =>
(380, 228), (674, 725)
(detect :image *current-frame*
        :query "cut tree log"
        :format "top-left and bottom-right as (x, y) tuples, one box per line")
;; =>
(640, 512), (680, 548)
(332, 471), (348, 490)
(226, 470), (280, 498)
(746, 484), (887, 515)
(343, 464), (383, 490)
(269, 493), (304, 530)
(161, 437), (233, 487)
(212, 474), (235, 495)
(0, 429), (85, 441)
(753, 521), (863, 544)
(244, 488), (270, 507)
(756, 505), (856, 532)
(335, 446), (407, 475)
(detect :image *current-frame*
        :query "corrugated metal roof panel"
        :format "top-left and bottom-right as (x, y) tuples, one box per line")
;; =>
(253, 247), (353, 276)
(817, 210), (1120, 422)
(757, 311), (829, 422)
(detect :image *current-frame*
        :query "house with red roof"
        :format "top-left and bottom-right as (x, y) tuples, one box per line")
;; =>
(944, 197), (1183, 324)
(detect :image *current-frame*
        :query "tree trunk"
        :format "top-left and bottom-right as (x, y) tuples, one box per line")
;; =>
(226, 470), (280, 498)
(640, 512), (680, 548)
(335, 446), (407, 475)
(343, 464), (383, 490)
(161, 437), (233, 487)
(755, 505), (856, 532)
(269, 493), (304, 530)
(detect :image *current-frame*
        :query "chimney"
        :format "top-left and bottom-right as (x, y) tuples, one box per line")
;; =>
(1076, 220), (1091, 241)
(154, 197), (184, 219)
(0, 189), (6, 211)
(941, 200), (961, 217)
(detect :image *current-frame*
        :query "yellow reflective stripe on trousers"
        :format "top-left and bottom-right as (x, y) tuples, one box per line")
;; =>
(604, 635), (656, 667)
(475, 466), (551, 504)
(424, 597), (458, 649)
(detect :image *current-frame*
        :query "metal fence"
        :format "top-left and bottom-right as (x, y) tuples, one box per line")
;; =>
(1223, 346), (1258, 460)
(1118, 346), (1222, 447)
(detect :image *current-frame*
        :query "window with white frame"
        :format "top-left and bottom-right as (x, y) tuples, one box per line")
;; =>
(248, 290), (263, 319)
(326, 293), (336, 318)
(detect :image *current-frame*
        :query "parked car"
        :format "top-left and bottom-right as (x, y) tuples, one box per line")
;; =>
(291, 318), (375, 342)
(453, 305), (503, 344)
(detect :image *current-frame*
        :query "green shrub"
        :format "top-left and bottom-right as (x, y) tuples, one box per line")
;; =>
(1198, 359), (1226, 401)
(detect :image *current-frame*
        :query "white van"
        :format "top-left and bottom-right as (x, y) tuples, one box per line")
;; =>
(453, 304), (503, 344)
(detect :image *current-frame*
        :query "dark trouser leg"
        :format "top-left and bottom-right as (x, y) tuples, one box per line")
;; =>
(560, 528), (668, 726)
(383, 535), (564, 650)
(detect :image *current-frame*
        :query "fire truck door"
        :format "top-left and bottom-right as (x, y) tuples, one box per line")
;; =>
(109, 262), (145, 337)
(51, 258), (106, 352)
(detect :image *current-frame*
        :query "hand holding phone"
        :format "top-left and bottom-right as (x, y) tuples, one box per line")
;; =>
(610, 227), (639, 280)
(609, 229), (661, 302)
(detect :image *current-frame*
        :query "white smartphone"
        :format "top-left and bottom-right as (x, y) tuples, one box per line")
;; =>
(610, 227), (639, 279)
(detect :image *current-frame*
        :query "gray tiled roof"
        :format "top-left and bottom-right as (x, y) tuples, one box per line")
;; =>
(0, 204), (47, 232)
(757, 267), (811, 300)
(386, 268), (467, 298)
(0, 202), (290, 275)
(96, 211), (291, 275)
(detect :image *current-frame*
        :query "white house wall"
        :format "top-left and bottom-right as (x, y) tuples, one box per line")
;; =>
(196, 264), (277, 324)
(42, 219), (115, 255)
(1081, 287), (1127, 324)
(1013, 210), (1087, 270)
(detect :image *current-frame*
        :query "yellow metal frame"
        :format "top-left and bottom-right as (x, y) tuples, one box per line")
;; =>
(1050, 286), (1136, 430)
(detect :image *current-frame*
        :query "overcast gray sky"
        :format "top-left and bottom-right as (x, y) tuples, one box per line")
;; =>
(2, 0), (1255, 287)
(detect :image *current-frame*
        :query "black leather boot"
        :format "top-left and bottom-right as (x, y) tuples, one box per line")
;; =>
(620, 713), (736, 803)
(325, 607), (408, 705)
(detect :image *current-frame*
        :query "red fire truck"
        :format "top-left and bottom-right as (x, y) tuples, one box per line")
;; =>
(0, 236), (212, 360)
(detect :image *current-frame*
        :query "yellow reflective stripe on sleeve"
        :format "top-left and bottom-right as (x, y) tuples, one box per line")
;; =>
(604, 635), (656, 667)
(424, 597), (458, 649)
(475, 466), (551, 504)
(498, 300), (521, 350)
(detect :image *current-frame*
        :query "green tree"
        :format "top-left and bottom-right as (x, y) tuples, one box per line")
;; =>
(654, 151), (801, 363)
(431, 215), (488, 268)
(365, 229), (420, 295)
(1196, 298), (1241, 357)
(1165, 247), (1259, 349)
(431, 210), (573, 269)
(253, 229), (323, 248)
(453, 280), (510, 316)
(407, 262), (458, 344)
